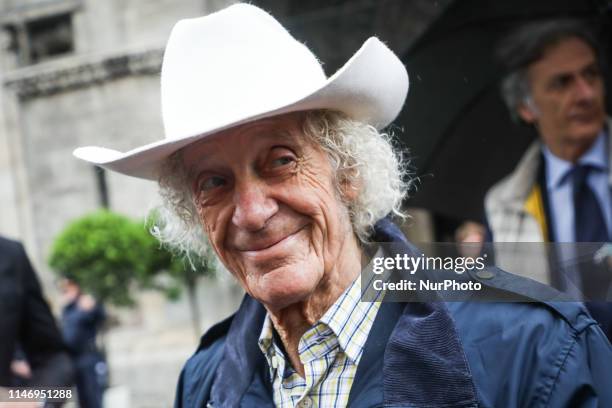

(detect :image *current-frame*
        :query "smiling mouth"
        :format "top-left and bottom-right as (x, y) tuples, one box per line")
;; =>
(238, 225), (307, 253)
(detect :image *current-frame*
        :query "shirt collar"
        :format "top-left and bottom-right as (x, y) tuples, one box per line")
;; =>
(257, 276), (369, 367)
(316, 274), (371, 364)
(542, 130), (608, 189)
(257, 312), (275, 360)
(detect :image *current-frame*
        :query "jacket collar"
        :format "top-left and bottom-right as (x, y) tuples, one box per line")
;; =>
(494, 140), (541, 210)
(488, 117), (612, 212)
(210, 218), (478, 407)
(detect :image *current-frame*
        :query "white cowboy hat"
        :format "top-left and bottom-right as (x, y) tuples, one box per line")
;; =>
(73, 3), (409, 180)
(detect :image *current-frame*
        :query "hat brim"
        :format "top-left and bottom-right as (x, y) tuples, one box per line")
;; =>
(73, 37), (409, 180)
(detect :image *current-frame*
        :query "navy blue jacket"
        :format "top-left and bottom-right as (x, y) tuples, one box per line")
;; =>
(61, 297), (105, 357)
(175, 219), (612, 407)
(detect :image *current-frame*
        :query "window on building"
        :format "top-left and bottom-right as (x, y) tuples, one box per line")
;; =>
(4, 12), (74, 66)
(27, 13), (74, 63)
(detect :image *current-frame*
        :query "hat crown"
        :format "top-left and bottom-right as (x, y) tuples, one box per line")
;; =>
(73, 4), (408, 180)
(161, 4), (326, 140)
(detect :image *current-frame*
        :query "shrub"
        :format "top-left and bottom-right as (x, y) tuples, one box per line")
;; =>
(49, 210), (170, 306)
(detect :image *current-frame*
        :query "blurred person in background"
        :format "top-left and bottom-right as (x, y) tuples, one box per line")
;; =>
(59, 278), (106, 408)
(454, 220), (486, 259)
(485, 20), (612, 340)
(74, 5), (612, 407)
(0, 235), (74, 404)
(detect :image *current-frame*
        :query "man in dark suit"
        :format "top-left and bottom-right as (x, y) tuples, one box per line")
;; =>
(0, 236), (74, 388)
(485, 20), (612, 339)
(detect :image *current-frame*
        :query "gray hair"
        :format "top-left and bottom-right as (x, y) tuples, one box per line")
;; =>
(498, 19), (600, 122)
(150, 110), (411, 260)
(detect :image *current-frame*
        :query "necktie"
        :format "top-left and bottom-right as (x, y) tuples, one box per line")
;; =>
(573, 164), (609, 243)
(572, 164), (612, 341)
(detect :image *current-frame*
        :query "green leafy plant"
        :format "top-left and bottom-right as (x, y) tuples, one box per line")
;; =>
(49, 209), (217, 335)
(49, 210), (161, 306)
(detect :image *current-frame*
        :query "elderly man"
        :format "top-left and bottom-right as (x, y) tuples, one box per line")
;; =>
(485, 20), (612, 339)
(75, 5), (612, 407)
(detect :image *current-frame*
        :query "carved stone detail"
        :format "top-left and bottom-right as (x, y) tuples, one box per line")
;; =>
(4, 48), (163, 99)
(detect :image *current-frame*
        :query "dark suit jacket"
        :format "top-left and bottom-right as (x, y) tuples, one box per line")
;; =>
(0, 236), (74, 386)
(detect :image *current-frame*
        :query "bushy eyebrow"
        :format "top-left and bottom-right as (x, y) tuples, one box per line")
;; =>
(581, 62), (600, 74)
(545, 59), (600, 88)
(186, 161), (206, 183)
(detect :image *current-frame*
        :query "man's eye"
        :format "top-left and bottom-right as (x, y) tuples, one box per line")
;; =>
(550, 75), (571, 90)
(271, 156), (294, 167)
(199, 176), (226, 191)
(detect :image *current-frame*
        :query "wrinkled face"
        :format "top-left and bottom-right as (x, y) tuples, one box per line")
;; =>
(182, 113), (356, 310)
(519, 37), (606, 153)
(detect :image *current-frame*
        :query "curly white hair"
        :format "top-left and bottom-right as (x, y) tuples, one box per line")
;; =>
(150, 110), (411, 260)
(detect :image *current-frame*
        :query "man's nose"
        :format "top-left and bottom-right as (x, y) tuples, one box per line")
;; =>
(574, 76), (597, 101)
(231, 180), (278, 231)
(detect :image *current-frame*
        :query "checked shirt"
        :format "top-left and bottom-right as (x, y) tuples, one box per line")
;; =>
(257, 273), (381, 408)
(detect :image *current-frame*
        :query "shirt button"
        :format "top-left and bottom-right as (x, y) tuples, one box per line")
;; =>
(476, 269), (495, 279)
(298, 397), (313, 408)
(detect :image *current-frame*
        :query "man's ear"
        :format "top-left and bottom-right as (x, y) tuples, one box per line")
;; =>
(517, 97), (538, 124)
(339, 175), (361, 202)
